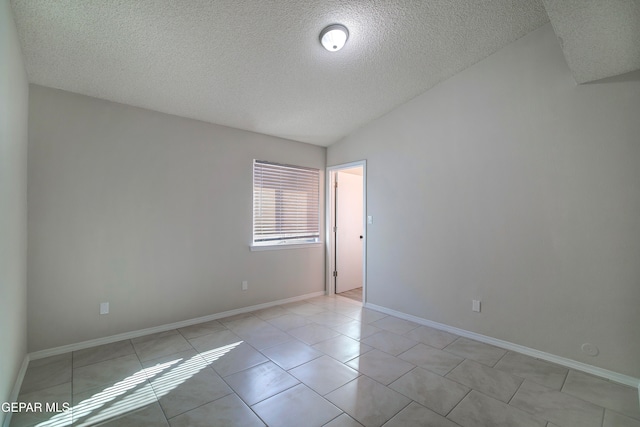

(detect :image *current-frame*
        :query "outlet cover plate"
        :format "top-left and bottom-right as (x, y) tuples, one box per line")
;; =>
(100, 302), (109, 315)
(472, 300), (481, 312)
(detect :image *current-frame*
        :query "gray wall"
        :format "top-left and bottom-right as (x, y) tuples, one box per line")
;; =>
(28, 86), (326, 351)
(328, 24), (640, 377)
(0, 0), (29, 419)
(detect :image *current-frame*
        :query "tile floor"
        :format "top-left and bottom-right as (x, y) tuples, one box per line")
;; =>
(10, 295), (640, 427)
(337, 287), (362, 302)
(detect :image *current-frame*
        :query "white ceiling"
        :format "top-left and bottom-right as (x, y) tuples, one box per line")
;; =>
(543, 0), (640, 84)
(9, 1), (638, 146)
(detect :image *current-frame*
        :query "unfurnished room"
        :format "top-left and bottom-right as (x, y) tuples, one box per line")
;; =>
(1, 1), (639, 426)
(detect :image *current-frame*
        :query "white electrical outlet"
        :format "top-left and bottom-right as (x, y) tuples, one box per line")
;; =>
(472, 300), (481, 312)
(367, 215), (373, 225)
(100, 302), (109, 315)
(242, 281), (248, 291)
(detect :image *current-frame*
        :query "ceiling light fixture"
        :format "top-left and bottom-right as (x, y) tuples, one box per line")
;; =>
(320, 24), (349, 52)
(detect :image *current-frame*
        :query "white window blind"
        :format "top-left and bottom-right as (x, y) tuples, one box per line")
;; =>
(253, 160), (320, 245)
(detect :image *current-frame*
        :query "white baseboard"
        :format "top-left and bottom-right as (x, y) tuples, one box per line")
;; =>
(365, 302), (640, 390)
(29, 291), (325, 361)
(2, 355), (30, 427)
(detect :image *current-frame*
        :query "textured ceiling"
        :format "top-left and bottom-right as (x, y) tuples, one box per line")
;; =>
(10, 1), (551, 146)
(543, 0), (640, 84)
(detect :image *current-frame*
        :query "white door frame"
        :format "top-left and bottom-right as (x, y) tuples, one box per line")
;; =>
(325, 160), (367, 301)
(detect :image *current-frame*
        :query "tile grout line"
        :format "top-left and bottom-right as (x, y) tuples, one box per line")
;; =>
(493, 347), (510, 367)
(115, 333), (217, 424)
(559, 368), (570, 392)
(443, 387), (473, 419)
(442, 354), (466, 377)
(135, 345), (170, 425)
(506, 376), (525, 405)
(164, 390), (233, 423)
(385, 398), (414, 426)
(246, 381), (301, 408)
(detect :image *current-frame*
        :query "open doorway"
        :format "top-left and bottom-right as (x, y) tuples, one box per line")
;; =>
(326, 161), (366, 303)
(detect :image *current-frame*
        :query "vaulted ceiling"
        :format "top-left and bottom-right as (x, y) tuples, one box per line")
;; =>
(10, 1), (640, 146)
(543, 0), (640, 84)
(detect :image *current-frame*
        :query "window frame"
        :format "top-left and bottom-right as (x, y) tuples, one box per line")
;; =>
(251, 160), (322, 251)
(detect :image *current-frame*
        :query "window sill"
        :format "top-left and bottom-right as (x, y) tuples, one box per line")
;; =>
(250, 242), (324, 252)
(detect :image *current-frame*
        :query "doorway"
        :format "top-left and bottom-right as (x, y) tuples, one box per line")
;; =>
(326, 161), (366, 303)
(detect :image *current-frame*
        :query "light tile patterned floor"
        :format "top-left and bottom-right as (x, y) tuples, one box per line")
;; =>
(10, 294), (640, 427)
(338, 287), (362, 302)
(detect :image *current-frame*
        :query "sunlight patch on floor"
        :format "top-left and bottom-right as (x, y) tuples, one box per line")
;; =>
(32, 341), (243, 426)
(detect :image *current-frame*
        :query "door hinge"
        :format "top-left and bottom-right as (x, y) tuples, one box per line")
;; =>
(334, 181), (338, 188)
(333, 226), (337, 233)
(332, 271), (338, 277)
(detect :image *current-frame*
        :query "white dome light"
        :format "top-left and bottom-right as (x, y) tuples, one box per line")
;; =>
(320, 24), (349, 52)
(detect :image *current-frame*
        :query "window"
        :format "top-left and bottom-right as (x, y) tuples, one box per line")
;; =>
(253, 160), (320, 247)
